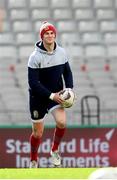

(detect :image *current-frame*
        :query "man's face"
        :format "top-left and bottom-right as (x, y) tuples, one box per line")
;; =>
(43, 30), (56, 45)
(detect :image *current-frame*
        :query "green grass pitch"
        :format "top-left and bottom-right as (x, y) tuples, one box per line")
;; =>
(0, 168), (98, 179)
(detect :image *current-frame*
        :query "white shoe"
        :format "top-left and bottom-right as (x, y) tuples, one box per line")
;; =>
(50, 150), (61, 167)
(29, 160), (38, 168)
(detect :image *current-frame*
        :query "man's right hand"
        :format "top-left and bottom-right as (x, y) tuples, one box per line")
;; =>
(53, 92), (65, 104)
(49, 92), (65, 104)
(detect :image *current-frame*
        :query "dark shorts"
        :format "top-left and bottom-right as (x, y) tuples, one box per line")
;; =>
(29, 94), (60, 120)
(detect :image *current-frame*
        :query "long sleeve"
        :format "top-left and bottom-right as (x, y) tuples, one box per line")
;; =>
(28, 67), (51, 98)
(63, 62), (73, 89)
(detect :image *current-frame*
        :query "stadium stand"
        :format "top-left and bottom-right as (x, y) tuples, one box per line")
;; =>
(0, 0), (117, 125)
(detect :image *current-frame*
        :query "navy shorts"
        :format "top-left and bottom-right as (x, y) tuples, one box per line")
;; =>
(29, 94), (59, 120)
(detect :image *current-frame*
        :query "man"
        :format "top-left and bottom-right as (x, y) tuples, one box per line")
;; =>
(28, 21), (73, 168)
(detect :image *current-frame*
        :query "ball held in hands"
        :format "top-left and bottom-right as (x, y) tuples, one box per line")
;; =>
(59, 88), (75, 108)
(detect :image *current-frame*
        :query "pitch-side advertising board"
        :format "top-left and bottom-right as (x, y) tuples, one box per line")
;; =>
(0, 127), (117, 168)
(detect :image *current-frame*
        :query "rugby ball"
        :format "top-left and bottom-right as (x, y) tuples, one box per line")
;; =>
(59, 88), (75, 108)
(88, 167), (117, 179)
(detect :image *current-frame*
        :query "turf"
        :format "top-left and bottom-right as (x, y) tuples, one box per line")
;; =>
(0, 168), (97, 179)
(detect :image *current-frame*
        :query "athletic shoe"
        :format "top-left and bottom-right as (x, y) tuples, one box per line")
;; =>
(50, 150), (61, 167)
(29, 160), (38, 168)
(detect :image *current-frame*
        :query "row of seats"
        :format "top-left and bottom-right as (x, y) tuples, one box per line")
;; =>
(2, 8), (117, 21)
(2, 0), (117, 9)
(1, 20), (117, 35)
(1, 44), (117, 60)
(1, 32), (117, 47)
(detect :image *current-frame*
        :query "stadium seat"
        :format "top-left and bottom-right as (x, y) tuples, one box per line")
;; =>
(18, 45), (34, 58)
(2, 93), (27, 111)
(105, 99), (117, 109)
(0, 33), (14, 45)
(0, 70), (16, 87)
(51, 0), (70, 8)
(12, 21), (32, 32)
(31, 9), (50, 21)
(104, 33), (117, 44)
(107, 45), (117, 58)
(30, 0), (49, 8)
(82, 32), (102, 44)
(86, 58), (106, 68)
(10, 9), (29, 21)
(16, 33), (35, 45)
(53, 9), (72, 20)
(75, 75), (92, 87)
(110, 59), (117, 70)
(96, 9), (115, 20)
(72, 0), (92, 8)
(8, 0), (27, 8)
(60, 33), (80, 46)
(97, 86), (117, 100)
(66, 45), (84, 59)
(85, 45), (106, 58)
(0, 46), (17, 59)
(75, 86), (95, 100)
(94, 0), (113, 8)
(75, 9), (94, 20)
(100, 21), (117, 32)
(79, 21), (98, 32)
(57, 21), (76, 32)
(88, 71), (114, 88)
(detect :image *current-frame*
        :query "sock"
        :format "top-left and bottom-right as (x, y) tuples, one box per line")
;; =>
(51, 126), (66, 152)
(30, 134), (41, 161)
